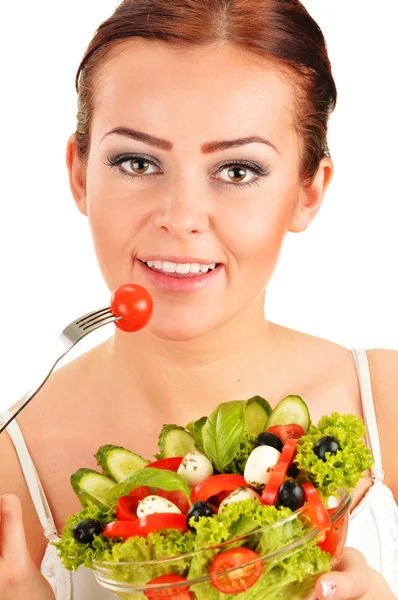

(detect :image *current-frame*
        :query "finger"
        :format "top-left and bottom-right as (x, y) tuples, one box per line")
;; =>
(0, 494), (30, 566)
(315, 548), (370, 600)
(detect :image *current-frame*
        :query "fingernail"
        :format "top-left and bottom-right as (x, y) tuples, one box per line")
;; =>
(321, 578), (337, 598)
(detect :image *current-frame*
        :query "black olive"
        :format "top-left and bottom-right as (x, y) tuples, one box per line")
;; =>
(278, 480), (305, 511)
(254, 432), (283, 453)
(313, 436), (341, 462)
(287, 463), (300, 479)
(186, 501), (215, 532)
(72, 519), (104, 544)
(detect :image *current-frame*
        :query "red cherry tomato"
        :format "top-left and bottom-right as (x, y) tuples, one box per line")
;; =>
(190, 474), (246, 504)
(115, 495), (139, 522)
(266, 424), (305, 444)
(261, 438), (298, 506)
(110, 284), (153, 332)
(144, 574), (193, 599)
(103, 513), (188, 539)
(301, 482), (331, 531)
(157, 489), (190, 514)
(146, 457), (184, 471)
(210, 548), (264, 594)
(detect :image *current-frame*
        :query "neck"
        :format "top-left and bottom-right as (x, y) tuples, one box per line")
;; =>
(99, 296), (279, 423)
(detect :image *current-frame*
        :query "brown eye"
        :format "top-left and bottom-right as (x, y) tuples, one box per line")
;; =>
(228, 167), (247, 183)
(130, 158), (150, 174)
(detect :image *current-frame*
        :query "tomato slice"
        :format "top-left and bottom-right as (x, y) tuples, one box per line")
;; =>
(266, 424), (305, 444)
(130, 486), (152, 501)
(146, 457), (184, 472)
(116, 495), (140, 522)
(261, 439), (298, 506)
(110, 283), (153, 332)
(157, 489), (190, 514)
(144, 574), (193, 599)
(301, 482), (331, 531)
(210, 548), (264, 594)
(103, 513), (188, 539)
(191, 474), (247, 504)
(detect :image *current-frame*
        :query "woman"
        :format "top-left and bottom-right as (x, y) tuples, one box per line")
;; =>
(0, 0), (397, 599)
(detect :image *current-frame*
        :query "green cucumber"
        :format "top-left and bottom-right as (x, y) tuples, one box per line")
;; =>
(70, 468), (115, 509)
(266, 395), (310, 433)
(158, 424), (196, 458)
(95, 444), (150, 482)
(244, 396), (272, 434)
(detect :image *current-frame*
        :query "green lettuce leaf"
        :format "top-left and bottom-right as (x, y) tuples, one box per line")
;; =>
(52, 503), (116, 571)
(203, 401), (246, 472)
(107, 468), (191, 503)
(295, 413), (373, 499)
(223, 432), (257, 474)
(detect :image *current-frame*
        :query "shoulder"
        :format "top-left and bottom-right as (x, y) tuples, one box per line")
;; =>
(365, 348), (398, 500)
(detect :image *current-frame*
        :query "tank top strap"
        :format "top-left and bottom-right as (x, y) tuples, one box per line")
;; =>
(0, 409), (59, 542)
(351, 348), (385, 484)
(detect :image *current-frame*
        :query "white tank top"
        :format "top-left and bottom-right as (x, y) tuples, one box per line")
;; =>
(1, 349), (397, 599)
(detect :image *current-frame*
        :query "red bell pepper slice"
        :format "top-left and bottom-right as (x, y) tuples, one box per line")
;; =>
(301, 482), (331, 531)
(191, 474), (247, 504)
(146, 457), (184, 471)
(103, 513), (188, 539)
(261, 438), (298, 506)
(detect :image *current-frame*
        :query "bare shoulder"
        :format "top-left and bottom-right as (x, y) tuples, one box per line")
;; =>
(1, 340), (109, 569)
(365, 348), (398, 499)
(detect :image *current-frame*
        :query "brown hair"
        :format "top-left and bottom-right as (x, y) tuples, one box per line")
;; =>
(75, 0), (337, 184)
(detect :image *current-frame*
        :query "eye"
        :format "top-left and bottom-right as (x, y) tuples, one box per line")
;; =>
(119, 157), (159, 175)
(217, 166), (256, 185)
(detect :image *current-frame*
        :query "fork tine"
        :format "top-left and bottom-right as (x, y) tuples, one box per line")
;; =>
(81, 314), (120, 332)
(76, 307), (114, 327)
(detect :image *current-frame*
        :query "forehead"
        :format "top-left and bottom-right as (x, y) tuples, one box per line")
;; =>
(91, 40), (296, 149)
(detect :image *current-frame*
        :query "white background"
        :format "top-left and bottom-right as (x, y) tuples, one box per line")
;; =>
(0, 1), (397, 410)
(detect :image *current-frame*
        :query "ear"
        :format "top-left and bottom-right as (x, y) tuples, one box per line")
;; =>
(66, 133), (88, 216)
(289, 157), (334, 233)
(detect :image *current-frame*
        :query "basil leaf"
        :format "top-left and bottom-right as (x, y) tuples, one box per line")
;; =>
(203, 401), (245, 472)
(106, 468), (192, 503)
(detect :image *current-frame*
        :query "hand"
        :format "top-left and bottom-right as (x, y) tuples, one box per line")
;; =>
(0, 494), (55, 600)
(315, 547), (395, 599)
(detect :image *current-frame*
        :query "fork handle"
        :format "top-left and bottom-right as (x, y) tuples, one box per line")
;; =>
(0, 356), (61, 434)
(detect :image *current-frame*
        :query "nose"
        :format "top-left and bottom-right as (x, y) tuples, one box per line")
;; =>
(152, 180), (210, 238)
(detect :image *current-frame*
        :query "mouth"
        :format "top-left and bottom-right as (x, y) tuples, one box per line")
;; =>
(136, 257), (224, 293)
(138, 258), (222, 279)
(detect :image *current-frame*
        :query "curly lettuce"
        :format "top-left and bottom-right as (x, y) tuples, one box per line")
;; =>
(295, 413), (373, 499)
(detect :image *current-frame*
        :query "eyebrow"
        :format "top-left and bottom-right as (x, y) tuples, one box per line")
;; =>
(102, 127), (279, 155)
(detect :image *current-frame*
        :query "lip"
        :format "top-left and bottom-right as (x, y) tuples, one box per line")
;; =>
(137, 260), (224, 294)
(138, 255), (221, 265)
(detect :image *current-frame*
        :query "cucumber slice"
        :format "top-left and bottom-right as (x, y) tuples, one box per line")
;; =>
(266, 395), (310, 433)
(158, 424), (196, 458)
(95, 444), (150, 482)
(244, 396), (272, 434)
(70, 468), (115, 509)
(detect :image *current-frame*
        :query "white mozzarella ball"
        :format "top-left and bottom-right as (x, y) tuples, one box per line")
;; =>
(219, 487), (261, 514)
(244, 445), (281, 492)
(177, 451), (214, 488)
(327, 495), (339, 509)
(136, 495), (181, 518)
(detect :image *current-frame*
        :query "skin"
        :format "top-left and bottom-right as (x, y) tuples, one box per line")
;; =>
(0, 41), (396, 599)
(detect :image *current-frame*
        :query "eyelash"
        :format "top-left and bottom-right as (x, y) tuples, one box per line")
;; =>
(105, 153), (271, 189)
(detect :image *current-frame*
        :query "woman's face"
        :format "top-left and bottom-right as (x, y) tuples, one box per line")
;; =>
(69, 41), (330, 341)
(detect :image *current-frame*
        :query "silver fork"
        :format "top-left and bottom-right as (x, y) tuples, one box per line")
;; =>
(0, 306), (121, 434)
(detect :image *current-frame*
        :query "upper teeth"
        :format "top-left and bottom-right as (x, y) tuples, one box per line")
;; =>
(145, 260), (217, 274)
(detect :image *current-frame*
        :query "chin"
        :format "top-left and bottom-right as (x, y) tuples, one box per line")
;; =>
(145, 312), (215, 343)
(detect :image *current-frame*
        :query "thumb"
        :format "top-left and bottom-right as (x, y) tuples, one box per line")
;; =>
(0, 494), (31, 568)
(315, 548), (370, 600)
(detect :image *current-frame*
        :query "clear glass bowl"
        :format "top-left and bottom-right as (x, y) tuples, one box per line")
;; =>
(92, 490), (351, 600)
